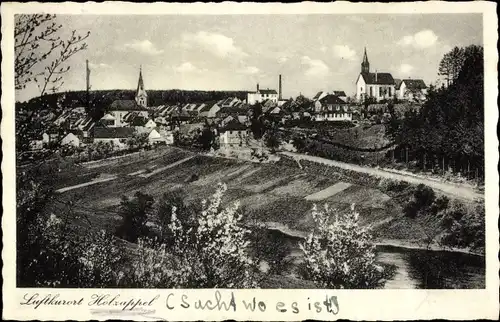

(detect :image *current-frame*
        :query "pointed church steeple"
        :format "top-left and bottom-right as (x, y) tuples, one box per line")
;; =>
(361, 47), (370, 74)
(135, 65), (147, 108)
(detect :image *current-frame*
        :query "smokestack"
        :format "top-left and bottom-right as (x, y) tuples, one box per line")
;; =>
(279, 74), (282, 100)
(86, 60), (91, 108)
(256, 83), (259, 92)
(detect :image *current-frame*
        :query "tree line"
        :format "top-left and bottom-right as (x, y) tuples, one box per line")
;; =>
(386, 45), (484, 181)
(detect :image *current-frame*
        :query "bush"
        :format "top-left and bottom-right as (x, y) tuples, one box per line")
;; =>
(403, 184), (436, 218)
(440, 201), (485, 251)
(115, 191), (155, 242)
(300, 204), (393, 289)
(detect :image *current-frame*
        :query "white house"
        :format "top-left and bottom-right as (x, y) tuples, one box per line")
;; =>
(313, 94), (352, 122)
(247, 84), (278, 105)
(93, 127), (135, 148)
(356, 48), (396, 102)
(219, 120), (249, 147)
(396, 79), (428, 101)
(61, 132), (80, 147)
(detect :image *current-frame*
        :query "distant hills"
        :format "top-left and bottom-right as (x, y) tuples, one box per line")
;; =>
(16, 89), (250, 119)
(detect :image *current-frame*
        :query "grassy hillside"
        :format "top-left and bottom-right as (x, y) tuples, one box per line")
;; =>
(46, 146), (482, 253)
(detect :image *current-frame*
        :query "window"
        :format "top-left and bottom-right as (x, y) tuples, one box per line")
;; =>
(379, 87), (383, 97)
(369, 87), (373, 96)
(388, 87), (392, 96)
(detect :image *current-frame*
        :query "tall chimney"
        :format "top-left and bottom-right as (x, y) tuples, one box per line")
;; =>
(256, 83), (259, 92)
(279, 74), (282, 100)
(86, 59), (91, 109)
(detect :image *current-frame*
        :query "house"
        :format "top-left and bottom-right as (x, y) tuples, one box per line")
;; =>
(219, 120), (250, 147)
(93, 127), (135, 147)
(199, 100), (222, 118)
(313, 94), (352, 122)
(158, 129), (174, 145)
(221, 115), (235, 127)
(356, 48), (395, 102)
(396, 79), (428, 101)
(147, 129), (165, 144)
(247, 84), (278, 105)
(61, 132), (80, 147)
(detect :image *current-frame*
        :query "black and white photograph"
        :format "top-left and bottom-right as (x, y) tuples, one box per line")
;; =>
(2, 2), (499, 321)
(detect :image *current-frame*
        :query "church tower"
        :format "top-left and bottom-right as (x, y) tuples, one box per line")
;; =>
(135, 66), (148, 108)
(361, 47), (370, 74)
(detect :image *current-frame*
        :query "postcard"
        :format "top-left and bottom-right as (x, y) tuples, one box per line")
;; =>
(2, 1), (499, 320)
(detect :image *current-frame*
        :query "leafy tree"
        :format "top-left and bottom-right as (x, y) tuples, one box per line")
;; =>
(198, 126), (215, 151)
(438, 46), (465, 87)
(264, 126), (282, 153)
(300, 204), (393, 288)
(116, 191), (155, 243)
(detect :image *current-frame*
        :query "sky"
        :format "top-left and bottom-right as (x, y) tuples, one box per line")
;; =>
(16, 13), (483, 102)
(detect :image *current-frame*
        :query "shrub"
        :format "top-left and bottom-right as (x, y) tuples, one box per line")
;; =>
(251, 227), (292, 275)
(403, 184), (436, 218)
(115, 191), (155, 242)
(300, 204), (393, 289)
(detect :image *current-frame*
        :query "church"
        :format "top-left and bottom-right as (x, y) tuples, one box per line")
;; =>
(105, 67), (150, 127)
(355, 48), (396, 102)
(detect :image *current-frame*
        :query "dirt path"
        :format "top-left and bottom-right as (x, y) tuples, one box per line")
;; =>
(281, 152), (483, 201)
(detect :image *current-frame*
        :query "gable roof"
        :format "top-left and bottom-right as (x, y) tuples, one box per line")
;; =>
(401, 79), (427, 90)
(332, 90), (347, 97)
(319, 94), (348, 105)
(360, 72), (395, 85)
(109, 100), (147, 111)
(93, 127), (135, 139)
(221, 119), (248, 132)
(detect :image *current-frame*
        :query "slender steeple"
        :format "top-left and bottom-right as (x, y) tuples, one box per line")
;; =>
(361, 47), (370, 74)
(135, 65), (147, 108)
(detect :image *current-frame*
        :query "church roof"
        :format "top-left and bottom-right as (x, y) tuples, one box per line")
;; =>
(137, 67), (146, 96)
(360, 72), (395, 85)
(109, 100), (148, 111)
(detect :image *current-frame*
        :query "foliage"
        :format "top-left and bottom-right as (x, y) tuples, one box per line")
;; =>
(126, 132), (149, 150)
(157, 189), (193, 244)
(403, 184), (436, 218)
(251, 228), (292, 275)
(137, 183), (260, 288)
(18, 210), (124, 287)
(440, 201), (484, 251)
(300, 204), (392, 289)
(386, 45), (484, 180)
(263, 125), (282, 153)
(198, 126), (216, 151)
(15, 14), (90, 93)
(116, 191), (155, 243)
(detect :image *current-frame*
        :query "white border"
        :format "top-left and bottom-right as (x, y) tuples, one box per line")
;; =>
(2, 2), (498, 321)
